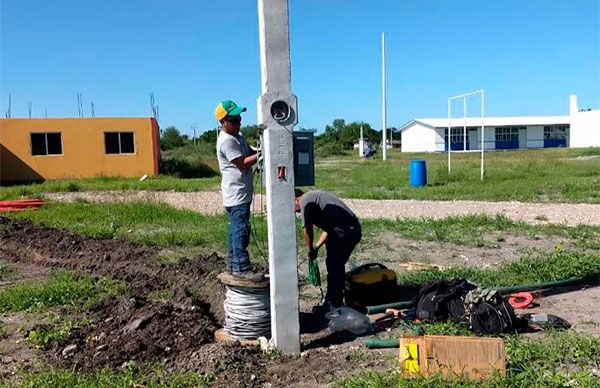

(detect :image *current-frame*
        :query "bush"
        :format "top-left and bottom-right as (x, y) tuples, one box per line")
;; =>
(159, 157), (218, 179)
(316, 143), (348, 158)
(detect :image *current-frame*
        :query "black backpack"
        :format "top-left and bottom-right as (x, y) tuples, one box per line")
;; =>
(466, 289), (521, 335)
(415, 278), (477, 322)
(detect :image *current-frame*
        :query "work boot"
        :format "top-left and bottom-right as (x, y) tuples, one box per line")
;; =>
(231, 270), (265, 282)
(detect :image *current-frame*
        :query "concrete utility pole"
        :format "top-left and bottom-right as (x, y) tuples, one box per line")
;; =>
(257, 0), (300, 354)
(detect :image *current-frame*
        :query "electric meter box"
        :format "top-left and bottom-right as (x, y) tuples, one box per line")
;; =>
(293, 131), (315, 187)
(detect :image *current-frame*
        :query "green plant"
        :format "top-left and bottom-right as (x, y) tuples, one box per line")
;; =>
(27, 317), (73, 349)
(20, 363), (216, 388)
(0, 271), (126, 313)
(316, 143), (348, 158)
(159, 157), (218, 179)
(0, 261), (12, 279)
(148, 289), (171, 302)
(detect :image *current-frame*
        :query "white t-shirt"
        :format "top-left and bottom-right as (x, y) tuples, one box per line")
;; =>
(216, 130), (254, 207)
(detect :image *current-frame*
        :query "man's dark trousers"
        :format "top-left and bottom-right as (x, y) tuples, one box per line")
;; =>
(325, 227), (362, 307)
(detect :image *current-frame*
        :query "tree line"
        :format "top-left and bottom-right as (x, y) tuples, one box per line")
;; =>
(160, 120), (399, 156)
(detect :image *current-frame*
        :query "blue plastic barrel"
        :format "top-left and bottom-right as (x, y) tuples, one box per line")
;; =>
(409, 160), (427, 187)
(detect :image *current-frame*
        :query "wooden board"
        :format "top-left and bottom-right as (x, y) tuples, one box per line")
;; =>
(399, 335), (505, 379)
(217, 272), (269, 289)
(214, 328), (260, 346)
(396, 262), (445, 271)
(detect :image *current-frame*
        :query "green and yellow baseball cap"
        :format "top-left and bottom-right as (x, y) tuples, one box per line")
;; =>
(214, 100), (247, 121)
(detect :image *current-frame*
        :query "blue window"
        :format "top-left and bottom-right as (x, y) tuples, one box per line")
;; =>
(495, 127), (521, 149)
(543, 125), (568, 148)
(445, 127), (468, 151)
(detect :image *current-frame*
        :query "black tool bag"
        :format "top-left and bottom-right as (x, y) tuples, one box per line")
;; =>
(344, 263), (398, 310)
(414, 278), (477, 322)
(466, 289), (521, 335)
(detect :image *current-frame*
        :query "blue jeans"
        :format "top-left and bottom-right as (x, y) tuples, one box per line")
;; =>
(225, 202), (251, 272)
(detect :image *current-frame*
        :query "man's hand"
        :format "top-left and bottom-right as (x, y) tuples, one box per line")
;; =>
(308, 246), (318, 260)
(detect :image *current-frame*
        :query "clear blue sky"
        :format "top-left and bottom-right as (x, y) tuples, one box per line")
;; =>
(1, 0), (599, 137)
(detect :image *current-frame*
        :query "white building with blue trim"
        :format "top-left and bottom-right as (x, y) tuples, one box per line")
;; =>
(399, 95), (599, 152)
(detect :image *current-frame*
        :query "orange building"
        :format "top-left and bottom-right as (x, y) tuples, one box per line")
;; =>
(0, 117), (159, 183)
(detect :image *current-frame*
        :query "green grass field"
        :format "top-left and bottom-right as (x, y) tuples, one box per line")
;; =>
(5, 202), (600, 289)
(1, 147), (599, 202)
(316, 147), (600, 202)
(0, 270), (125, 313)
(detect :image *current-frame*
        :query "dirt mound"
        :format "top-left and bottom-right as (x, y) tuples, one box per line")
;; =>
(51, 287), (219, 370)
(0, 217), (229, 371)
(176, 342), (268, 386)
(0, 217), (393, 385)
(0, 217), (226, 321)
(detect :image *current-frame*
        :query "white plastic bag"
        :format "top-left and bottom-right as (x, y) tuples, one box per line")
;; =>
(326, 306), (374, 335)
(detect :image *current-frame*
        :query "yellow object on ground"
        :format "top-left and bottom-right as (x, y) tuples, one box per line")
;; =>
(399, 335), (506, 379)
(400, 343), (420, 373)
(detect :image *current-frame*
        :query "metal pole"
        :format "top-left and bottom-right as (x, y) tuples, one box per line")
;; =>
(359, 126), (364, 157)
(382, 32), (387, 161)
(463, 97), (467, 151)
(447, 99), (451, 173)
(481, 90), (485, 181)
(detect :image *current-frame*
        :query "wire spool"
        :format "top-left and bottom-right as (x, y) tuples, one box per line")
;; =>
(224, 285), (271, 339)
(217, 273), (271, 341)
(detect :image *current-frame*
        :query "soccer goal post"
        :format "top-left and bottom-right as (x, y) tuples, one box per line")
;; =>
(447, 89), (485, 181)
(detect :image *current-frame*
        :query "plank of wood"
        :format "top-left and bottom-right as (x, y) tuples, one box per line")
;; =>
(214, 328), (260, 346)
(217, 272), (269, 288)
(399, 335), (505, 379)
(396, 262), (445, 271)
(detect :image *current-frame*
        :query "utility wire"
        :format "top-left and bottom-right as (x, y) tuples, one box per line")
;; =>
(250, 140), (269, 264)
(223, 285), (271, 339)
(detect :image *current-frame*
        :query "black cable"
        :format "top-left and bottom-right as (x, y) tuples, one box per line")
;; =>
(250, 150), (268, 264)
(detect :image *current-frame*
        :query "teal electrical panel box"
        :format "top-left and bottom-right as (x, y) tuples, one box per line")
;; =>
(293, 131), (315, 186)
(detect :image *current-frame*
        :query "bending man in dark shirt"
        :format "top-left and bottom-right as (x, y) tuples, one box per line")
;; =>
(294, 189), (362, 310)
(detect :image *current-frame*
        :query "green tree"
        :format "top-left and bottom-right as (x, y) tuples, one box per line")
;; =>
(241, 125), (263, 146)
(160, 126), (187, 150)
(340, 121), (378, 148)
(317, 119), (380, 150)
(198, 129), (218, 144)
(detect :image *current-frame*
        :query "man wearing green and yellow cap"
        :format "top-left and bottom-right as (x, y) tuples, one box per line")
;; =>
(215, 100), (263, 282)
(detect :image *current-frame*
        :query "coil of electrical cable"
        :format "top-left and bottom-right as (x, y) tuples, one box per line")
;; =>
(223, 285), (271, 339)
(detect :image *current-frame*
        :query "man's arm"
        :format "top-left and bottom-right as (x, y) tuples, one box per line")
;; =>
(222, 138), (259, 170)
(303, 225), (314, 251)
(304, 225), (328, 259)
(231, 153), (258, 170)
(314, 231), (328, 250)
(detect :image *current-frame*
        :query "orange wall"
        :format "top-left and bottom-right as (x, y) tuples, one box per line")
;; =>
(0, 117), (159, 182)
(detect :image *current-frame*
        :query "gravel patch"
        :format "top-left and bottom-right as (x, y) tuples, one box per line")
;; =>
(47, 191), (600, 226)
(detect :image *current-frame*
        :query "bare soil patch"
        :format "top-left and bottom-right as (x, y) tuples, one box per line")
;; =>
(0, 217), (392, 386)
(357, 232), (569, 269)
(0, 313), (40, 381)
(517, 286), (600, 336)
